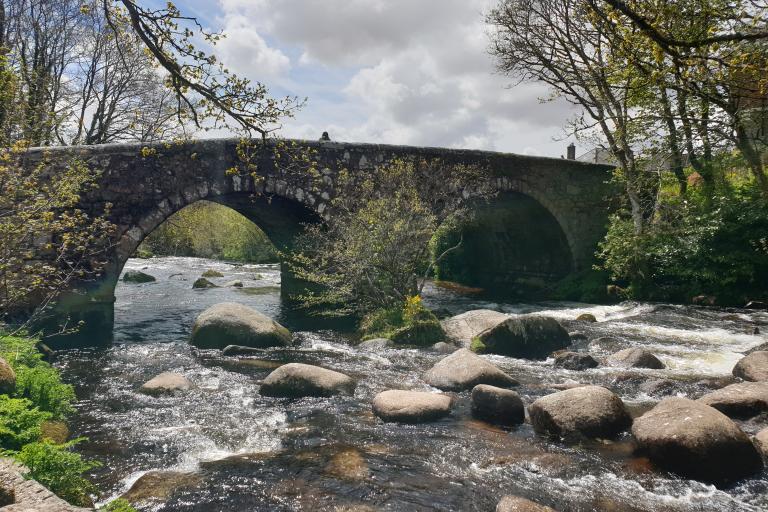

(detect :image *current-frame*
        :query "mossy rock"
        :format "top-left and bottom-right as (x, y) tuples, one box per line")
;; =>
(0, 357), (16, 394)
(470, 337), (487, 354)
(192, 278), (218, 289)
(201, 269), (224, 278)
(390, 320), (445, 347)
(123, 270), (156, 283)
(40, 420), (69, 444)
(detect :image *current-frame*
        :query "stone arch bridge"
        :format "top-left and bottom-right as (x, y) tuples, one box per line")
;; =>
(24, 138), (614, 341)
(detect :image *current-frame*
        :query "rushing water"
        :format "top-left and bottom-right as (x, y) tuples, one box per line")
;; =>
(56, 257), (768, 511)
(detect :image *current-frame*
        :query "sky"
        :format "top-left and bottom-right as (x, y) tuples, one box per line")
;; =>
(175, 0), (580, 158)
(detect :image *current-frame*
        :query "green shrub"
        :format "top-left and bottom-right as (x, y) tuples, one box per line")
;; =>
(0, 395), (51, 450)
(15, 440), (99, 507)
(551, 268), (612, 303)
(102, 498), (139, 512)
(360, 296), (445, 346)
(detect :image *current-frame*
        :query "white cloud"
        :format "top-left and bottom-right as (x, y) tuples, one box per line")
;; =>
(212, 0), (579, 155)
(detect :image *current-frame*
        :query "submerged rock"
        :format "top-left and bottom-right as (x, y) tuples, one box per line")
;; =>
(441, 309), (509, 345)
(528, 385), (631, 440)
(496, 495), (556, 512)
(323, 447), (369, 481)
(201, 269), (224, 278)
(123, 270), (156, 283)
(222, 345), (265, 356)
(259, 363), (355, 398)
(357, 338), (393, 352)
(190, 302), (291, 349)
(553, 351), (599, 371)
(607, 348), (665, 369)
(192, 277), (218, 289)
(632, 397), (763, 485)
(576, 313), (597, 322)
(140, 372), (193, 395)
(471, 315), (570, 359)
(697, 381), (768, 418)
(0, 357), (16, 394)
(123, 471), (202, 503)
(733, 351), (768, 381)
(423, 348), (518, 391)
(372, 390), (452, 423)
(470, 384), (524, 426)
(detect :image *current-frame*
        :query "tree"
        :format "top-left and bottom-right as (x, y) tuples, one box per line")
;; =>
(287, 158), (493, 317)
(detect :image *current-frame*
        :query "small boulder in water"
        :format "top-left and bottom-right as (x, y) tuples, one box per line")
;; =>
(471, 384), (524, 426)
(140, 372), (193, 395)
(423, 348), (518, 391)
(201, 269), (224, 278)
(259, 363), (355, 398)
(698, 381), (768, 418)
(222, 345), (265, 356)
(496, 495), (556, 512)
(441, 309), (509, 345)
(123, 270), (156, 283)
(755, 428), (768, 459)
(123, 471), (202, 503)
(745, 301), (768, 310)
(576, 313), (597, 322)
(607, 347), (665, 369)
(692, 295), (716, 306)
(224, 280), (244, 288)
(432, 341), (459, 354)
(472, 315), (570, 359)
(553, 351), (599, 371)
(0, 357), (16, 394)
(192, 277), (218, 289)
(733, 351), (768, 381)
(190, 302), (291, 349)
(631, 397), (763, 485)
(528, 385), (631, 440)
(372, 390), (452, 423)
(357, 338), (393, 352)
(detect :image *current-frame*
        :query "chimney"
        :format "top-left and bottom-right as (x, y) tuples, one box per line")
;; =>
(566, 143), (576, 160)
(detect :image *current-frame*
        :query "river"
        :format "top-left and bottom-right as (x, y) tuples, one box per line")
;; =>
(56, 256), (768, 511)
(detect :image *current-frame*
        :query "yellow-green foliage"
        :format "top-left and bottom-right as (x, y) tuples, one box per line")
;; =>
(139, 200), (278, 263)
(361, 296), (444, 347)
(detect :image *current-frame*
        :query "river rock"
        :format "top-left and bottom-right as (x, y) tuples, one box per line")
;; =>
(528, 385), (631, 440)
(432, 341), (459, 354)
(201, 269), (224, 278)
(692, 295), (716, 306)
(631, 397), (763, 484)
(259, 363), (355, 398)
(607, 348), (665, 369)
(222, 345), (265, 356)
(441, 309), (509, 345)
(140, 372), (193, 395)
(744, 342), (768, 355)
(496, 495), (556, 512)
(190, 303), (291, 349)
(472, 315), (570, 359)
(123, 270), (156, 283)
(471, 384), (525, 426)
(423, 348), (518, 391)
(192, 277), (218, 289)
(553, 351), (599, 371)
(372, 390), (452, 423)
(357, 338), (393, 351)
(745, 301), (768, 310)
(576, 313), (597, 322)
(697, 381), (768, 418)
(0, 357), (16, 394)
(224, 280), (244, 288)
(755, 428), (768, 458)
(123, 470), (202, 503)
(733, 351), (768, 381)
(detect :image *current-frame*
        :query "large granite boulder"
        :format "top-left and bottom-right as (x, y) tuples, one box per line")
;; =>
(496, 495), (556, 512)
(372, 390), (452, 423)
(553, 351), (599, 371)
(472, 315), (570, 359)
(528, 385), (631, 440)
(123, 270), (156, 283)
(733, 351), (768, 381)
(0, 357), (16, 394)
(423, 348), (518, 391)
(259, 363), (355, 398)
(697, 381), (768, 418)
(190, 303), (291, 349)
(140, 372), (193, 395)
(631, 397), (763, 484)
(471, 384), (524, 426)
(606, 348), (665, 369)
(441, 310), (509, 345)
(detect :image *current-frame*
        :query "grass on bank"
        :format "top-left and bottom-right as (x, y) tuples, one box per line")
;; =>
(0, 331), (136, 511)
